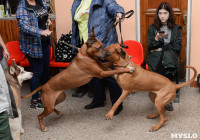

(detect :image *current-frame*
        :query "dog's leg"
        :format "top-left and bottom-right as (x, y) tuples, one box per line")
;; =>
(38, 92), (58, 132)
(147, 92), (159, 119)
(149, 94), (169, 132)
(149, 92), (156, 103)
(105, 90), (131, 119)
(54, 92), (66, 115)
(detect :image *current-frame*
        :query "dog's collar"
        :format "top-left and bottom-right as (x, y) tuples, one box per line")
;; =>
(115, 60), (130, 68)
(78, 48), (88, 57)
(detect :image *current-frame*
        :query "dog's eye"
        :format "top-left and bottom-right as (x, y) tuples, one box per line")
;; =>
(97, 46), (102, 50)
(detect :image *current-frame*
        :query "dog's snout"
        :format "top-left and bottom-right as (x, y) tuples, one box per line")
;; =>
(105, 51), (110, 57)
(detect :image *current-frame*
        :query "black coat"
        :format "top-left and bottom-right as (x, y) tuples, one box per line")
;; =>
(147, 24), (182, 75)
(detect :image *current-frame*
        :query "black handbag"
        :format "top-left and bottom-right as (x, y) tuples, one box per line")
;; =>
(55, 31), (75, 62)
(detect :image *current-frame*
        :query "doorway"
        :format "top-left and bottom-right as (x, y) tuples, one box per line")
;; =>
(138, 0), (188, 80)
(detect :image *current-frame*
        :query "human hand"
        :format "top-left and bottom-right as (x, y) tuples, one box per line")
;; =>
(155, 32), (167, 41)
(150, 48), (162, 53)
(116, 13), (124, 23)
(3, 48), (10, 61)
(47, 19), (52, 26)
(41, 29), (52, 37)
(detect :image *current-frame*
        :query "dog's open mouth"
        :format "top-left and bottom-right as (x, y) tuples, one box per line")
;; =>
(97, 56), (108, 63)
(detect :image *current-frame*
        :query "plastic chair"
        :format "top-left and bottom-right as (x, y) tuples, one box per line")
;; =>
(5, 41), (26, 66)
(20, 45), (53, 67)
(123, 40), (144, 66)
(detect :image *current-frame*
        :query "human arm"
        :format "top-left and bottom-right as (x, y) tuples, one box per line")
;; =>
(147, 25), (164, 51)
(106, 0), (124, 19)
(16, 6), (51, 37)
(0, 35), (10, 60)
(162, 28), (182, 53)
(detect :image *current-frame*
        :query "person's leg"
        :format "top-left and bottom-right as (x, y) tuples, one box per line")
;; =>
(164, 73), (174, 111)
(105, 76), (123, 115)
(85, 78), (105, 109)
(40, 43), (50, 85)
(0, 112), (13, 140)
(27, 56), (44, 109)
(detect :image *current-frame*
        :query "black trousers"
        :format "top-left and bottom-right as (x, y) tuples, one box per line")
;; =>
(89, 76), (122, 105)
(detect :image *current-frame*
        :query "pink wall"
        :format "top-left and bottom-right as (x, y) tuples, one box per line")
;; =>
(55, 0), (136, 41)
(55, 0), (200, 78)
(190, 0), (200, 78)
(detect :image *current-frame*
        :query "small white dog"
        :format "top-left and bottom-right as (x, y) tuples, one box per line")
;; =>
(5, 60), (33, 140)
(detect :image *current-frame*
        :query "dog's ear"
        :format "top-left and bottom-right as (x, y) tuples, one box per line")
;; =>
(89, 27), (95, 39)
(120, 44), (128, 49)
(9, 66), (16, 75)
(85, 27), (97, 47)
(115, 48), (126, 59)
(12, 59), (17, 66)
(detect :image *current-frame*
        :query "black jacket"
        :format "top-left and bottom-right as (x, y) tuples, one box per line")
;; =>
(147, 24), (182, 75)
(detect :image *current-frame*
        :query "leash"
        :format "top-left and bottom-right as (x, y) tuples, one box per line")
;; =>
(102, 10), (134, 48)
(46, 23), (79, 50)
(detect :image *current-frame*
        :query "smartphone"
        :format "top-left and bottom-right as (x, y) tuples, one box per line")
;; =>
(158, 31), (165, 34)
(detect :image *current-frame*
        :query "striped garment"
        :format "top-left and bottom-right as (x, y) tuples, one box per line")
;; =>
(16, 0), (47, 58)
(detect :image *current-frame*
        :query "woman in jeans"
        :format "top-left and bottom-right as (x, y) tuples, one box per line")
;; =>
(16, 0), (52, 109)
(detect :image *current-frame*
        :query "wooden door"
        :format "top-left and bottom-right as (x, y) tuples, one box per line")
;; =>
(140, 0), (187, 80)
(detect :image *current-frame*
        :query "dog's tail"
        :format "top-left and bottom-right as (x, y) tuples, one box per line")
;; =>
(175, 66), (197, 90)
(21, 86), (42, 99)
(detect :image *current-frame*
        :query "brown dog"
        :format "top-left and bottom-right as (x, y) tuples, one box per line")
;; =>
(6, 60), (33, 140)
(21, 28), (134, 132)
(105, 44), (197, 132)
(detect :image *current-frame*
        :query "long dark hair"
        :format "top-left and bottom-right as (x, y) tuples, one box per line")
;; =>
(153, 2), (176, 30)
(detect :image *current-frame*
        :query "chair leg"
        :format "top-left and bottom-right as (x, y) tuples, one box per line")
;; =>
(174, 70), (180, 103)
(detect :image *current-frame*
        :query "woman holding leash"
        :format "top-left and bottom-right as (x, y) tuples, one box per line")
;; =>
(147, 2), (182, 111)
(71, 0), (125, 115)
(16, 0), (52, 109)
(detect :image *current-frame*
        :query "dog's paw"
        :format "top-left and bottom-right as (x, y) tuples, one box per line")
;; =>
(128, 66), (136, 73)
(149, 126), (159, 132)
(105, 113), (114, 120)
(20, 128), (24, 134)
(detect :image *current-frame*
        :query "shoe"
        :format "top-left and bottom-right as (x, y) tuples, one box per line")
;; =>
(72, 87), (88, 98)
(114, 105), (123, 116)
(165, 102), (173, 111)
(30, 98), (44, 109)
(85, 102), (105, 109)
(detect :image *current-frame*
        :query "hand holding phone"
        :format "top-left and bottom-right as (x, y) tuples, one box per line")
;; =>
(158, 31), (165, 34)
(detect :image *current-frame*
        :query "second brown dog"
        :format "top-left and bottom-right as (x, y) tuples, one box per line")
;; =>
(105, 44), (197, 132)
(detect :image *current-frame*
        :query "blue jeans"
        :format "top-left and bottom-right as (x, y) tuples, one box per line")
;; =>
(27, 42), (50, 100)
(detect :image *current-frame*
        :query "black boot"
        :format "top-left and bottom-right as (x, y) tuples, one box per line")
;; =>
(72, 85), (88, 98)
(165, 102), (173, 111)
(85, 102), (105, 109)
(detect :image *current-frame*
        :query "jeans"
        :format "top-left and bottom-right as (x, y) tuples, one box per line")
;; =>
(27, 42), (50, 100)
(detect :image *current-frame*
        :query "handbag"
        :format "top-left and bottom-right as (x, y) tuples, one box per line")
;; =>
(55, 31), (75, 62)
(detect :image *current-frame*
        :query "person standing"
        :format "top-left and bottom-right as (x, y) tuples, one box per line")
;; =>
(147, 2), (182, 111)
(0, 34), (18, 140)
(16, 0), (52, 109)
(71, 0), (125, 115)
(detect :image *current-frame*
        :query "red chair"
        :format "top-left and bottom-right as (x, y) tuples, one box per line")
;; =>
(20, 45), (53, 67)
(5, 41), (26, 66)
(123, 40), (144, 66)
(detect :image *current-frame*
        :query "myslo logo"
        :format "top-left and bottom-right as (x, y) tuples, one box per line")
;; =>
(171, 133), (198, 139)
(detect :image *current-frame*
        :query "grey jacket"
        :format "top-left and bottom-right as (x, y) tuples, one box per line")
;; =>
(0, 58), (18, 118)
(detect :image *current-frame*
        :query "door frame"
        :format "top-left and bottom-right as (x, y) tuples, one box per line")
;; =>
(135, 0), (192, 81)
